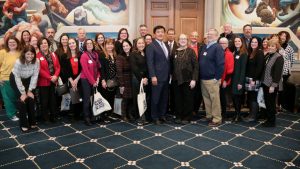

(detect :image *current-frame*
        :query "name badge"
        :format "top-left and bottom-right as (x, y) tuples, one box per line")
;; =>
(235, 55), (240, 59)
(40, 57), (44, 61)
(203, 52), (207, 56)
(88, 60), (93, 64)
(74, 58), (78, 62)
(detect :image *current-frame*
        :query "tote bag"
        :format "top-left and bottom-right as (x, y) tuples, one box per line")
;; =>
(257, 87), (266, 108)
(61, 93), (71, 111)
(91, 88), (111, 116)
(114, 97), (122, 116)
(137, 80), (147, 117)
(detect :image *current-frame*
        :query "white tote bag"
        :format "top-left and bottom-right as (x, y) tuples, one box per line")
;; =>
(114, 97), (122, 116)
(91, 88), (112, 116)
(61, 93), (71, 111)
(257, 87), (266, 108)
(137, 80), (147, 117)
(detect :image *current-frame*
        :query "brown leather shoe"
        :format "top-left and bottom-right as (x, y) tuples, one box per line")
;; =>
(208, 121), (222, 127)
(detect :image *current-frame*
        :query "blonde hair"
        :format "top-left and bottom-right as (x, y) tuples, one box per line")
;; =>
(267, 39), (281, 50)
(103, 38), (117, 59)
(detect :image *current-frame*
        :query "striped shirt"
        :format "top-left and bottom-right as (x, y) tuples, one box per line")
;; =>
(12, 59), (40, 94)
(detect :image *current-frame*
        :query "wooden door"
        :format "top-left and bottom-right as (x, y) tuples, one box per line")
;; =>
(175, 0), (205, 41)
(145, 0), (205, 40)
(145, 0), (174, 34)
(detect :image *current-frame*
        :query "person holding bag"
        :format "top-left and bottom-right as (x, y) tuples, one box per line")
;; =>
(172, 34), (199, 124)
(80, 39), (100, 126)
(116, 39), (133, 121)
(60, 38), (82, 121)
(99, 39), (118, 122)
(243, 37), (264, 122)
(10, 45), (40, 132)
(130, 37), (149, 125)
(37, 37), (61, 123)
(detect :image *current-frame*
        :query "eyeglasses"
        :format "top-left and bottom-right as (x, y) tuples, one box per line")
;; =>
(179, 38), (187, 40)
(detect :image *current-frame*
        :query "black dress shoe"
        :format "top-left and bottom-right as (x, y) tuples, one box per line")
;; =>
(262, 122), (275, 127)
(154, 119), (162, 125)
(181, 120), (189, 125)
(160, 117), (167, 123)
(174, 119), (182, 124)
(84, 118), (93, 126)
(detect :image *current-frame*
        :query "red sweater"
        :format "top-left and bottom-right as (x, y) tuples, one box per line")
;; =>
(221, 48), (234, 85)
(37, 52), (61, 86)
(80, 51), (100, 85)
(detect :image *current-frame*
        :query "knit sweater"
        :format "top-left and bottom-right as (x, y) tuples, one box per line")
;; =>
(0, 50), (20, 81)
(198, 43), (224, 80)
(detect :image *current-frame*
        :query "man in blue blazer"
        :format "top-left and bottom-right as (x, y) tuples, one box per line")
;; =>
(146, 25), (170, 125)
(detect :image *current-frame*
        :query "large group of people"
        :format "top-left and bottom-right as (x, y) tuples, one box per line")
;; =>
(0, 23), (295, 132)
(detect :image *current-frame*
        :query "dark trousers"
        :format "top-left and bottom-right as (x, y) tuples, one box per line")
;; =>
(173, 81), (194, 120)
(220, 86), (229, 117)
(122, 98), (133, 119)
(247, 91), (259, 118)
(232, 94), (242, 117)
(263, 84), (277, 124)
(193, 82), (203, 112)
(9, 74), (36, 127)
(168, 82), (175, 115)
(81, 79), (93, 119)
(151, 81), (169, 120)
(278, 74), (290, 108)
(132, 76), (151, 121)
(18, 98), (36, 128)
(39, 84), (57, 121)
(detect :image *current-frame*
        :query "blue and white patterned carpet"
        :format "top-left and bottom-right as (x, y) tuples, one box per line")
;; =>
(0, 110), (300, 169)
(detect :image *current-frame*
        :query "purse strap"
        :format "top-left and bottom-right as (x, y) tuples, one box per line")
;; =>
(139, 80), (144, 94)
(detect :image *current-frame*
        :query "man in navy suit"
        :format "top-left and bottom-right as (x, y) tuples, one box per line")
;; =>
(146, 25), (170, 125)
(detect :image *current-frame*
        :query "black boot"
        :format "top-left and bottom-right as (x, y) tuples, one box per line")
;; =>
(244, 102), (258, 122)
(84, 117), (92, 126)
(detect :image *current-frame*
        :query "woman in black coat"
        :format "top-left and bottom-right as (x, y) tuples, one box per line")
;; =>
(244, 37), (264, 122)
(231, 37), (248, 123)
(172, 34), (199, 124)
(261, 39), (284, 127)
(130, 37), (149, 125)
(59, 38), (82, 120)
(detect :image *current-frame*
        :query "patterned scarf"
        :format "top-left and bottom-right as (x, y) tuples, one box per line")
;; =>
(42, 51), (55, 76)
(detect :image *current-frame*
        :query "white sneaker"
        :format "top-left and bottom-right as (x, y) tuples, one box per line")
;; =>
(11, 116), (19, 121)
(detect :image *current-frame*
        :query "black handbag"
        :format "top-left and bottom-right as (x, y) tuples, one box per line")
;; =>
(56, 83), (69, 96)
(56, 77), (69, 96)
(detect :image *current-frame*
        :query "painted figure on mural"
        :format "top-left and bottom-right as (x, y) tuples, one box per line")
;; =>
(229, 0), (257, 14)
(0, 0), (29, 34)
(44, 0), (128, 26)
(47, 0), (127, 17)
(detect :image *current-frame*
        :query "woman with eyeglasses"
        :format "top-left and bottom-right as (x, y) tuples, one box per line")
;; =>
(172, 34), (199, 124)
(115, 28), (129, 55)
(0, 36), (21, 121)
(80, 39), (101, 126)
(37, 37), (61, 123)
